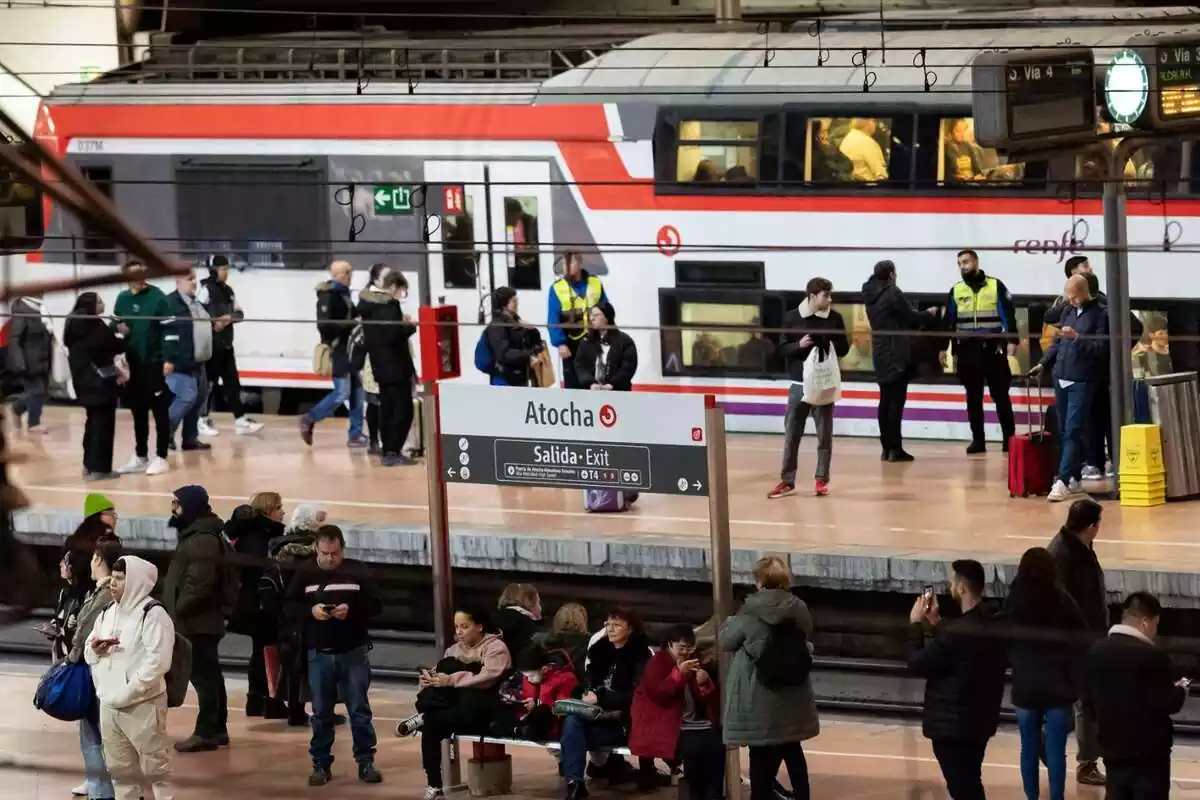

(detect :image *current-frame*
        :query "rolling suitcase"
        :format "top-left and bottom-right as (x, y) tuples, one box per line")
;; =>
(1008, 377), (1057, 497)
(584, 489), (631, 513)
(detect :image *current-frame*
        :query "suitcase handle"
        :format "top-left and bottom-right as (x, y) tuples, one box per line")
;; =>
(1025, 374), (1044, 436)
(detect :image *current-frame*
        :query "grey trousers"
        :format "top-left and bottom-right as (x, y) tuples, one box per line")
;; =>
(780, 383), (834, 484)
(1075, 699), (1102, 766)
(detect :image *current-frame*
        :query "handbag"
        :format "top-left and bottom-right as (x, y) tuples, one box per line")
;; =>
(312, 342), (333, 378)
(552, 698), (621, 722)
(801, 347), (841, 406)
(33, 660), (95, 722)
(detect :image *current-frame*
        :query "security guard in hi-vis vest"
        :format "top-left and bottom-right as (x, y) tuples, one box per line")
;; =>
(547, 250), (608, 389)
(939, 248), (1017, 454)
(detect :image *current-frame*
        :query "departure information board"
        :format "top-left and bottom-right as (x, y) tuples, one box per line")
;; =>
(972, 48), (1097, 151)
(1156, 42), (1200, 121)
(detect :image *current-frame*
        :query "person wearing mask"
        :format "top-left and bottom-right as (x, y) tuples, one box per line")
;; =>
(362, 271), (417, 467)
(769, 277), (850, 499)
(287, 525), (383, 786)
(547, 251), (608, 389)
(113, 262), (171, 476)
(1030, 275), (1110, 502)
(84, 555), (176, 800)
(940, 249), (1018, 455)
(1086, 592), (1186, 799)
(65, 292), (127, 481)
(720, 556), (818, 800)
(905, 559), (1007, 800)
(355, 262), (393, 454)
(8, 293), (53, 434)
(301, 260), (367, 448)
(161, 485), (229, 753)
(1047, 497), (1108, 787)
(198, 255), (261, 438)
(67, 536), (123, 800)
(226, 493), (288, 719)
(561, 605), (655, 798)
(494, 583), (543, 658)
(1004, 547), (1086, 800)
(575, 302), (637, 392)
(630, 624), (725, 800)
(484, 286), (543, 387)
(862, 260), (935, 462)
(513, 643), (580, 741)
(162, 271), (213, 454)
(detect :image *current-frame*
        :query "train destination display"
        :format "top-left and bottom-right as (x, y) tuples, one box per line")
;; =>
(972, 48), (1097, 151)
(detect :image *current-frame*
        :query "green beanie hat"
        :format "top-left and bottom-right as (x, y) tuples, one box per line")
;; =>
(84, 493), (114, 518)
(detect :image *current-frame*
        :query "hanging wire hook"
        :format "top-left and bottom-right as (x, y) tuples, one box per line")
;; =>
(756, 21), (775, 68)
(806, 19), (830, 67)
(403, 48), (420, 96)
(912, 48), (938, 92)
(334, 183), (366, 242)
(1157, 180), (1183, 251)
(852, 49), (876, 93)
(355, 20), (370, 96)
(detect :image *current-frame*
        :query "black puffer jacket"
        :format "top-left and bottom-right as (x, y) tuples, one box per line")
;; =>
(905, 603), (1008, 741)
(485, 310), (540, 387)
(580, 632), (652, 720)
(493, 606), (541, 657)
(65, 315), (125, 408)
(1004, 581), (1086, 710)
(861, 275), (931, 384)
(574, 327), (638, 391)
(226, 507), (286, 638)
(1048, 527), (1108, 635)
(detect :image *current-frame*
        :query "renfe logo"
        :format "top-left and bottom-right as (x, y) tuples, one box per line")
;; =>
(599, 404), (617, 428)
(1012, 230), (1084, 264)
(525, 400), (596, 427)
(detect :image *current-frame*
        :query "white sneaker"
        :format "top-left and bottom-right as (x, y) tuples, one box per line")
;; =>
(198, 418), (219, 437)
(71, 783), (87, 797)
(117, 454), (149, 474)
(423, 789), (445, 800)
(234, 416), (264, 435)
(1048, 479), (1069, 502)
(1105, 462), (1115, 478)
(1068, 478), (1085, 494)
(1081, 465), (1104, 481)
(396, 712), (423, 737)
(145, 456), (170, 476)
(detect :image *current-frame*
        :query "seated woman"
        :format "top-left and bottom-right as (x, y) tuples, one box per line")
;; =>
(560, 605), (657, 799)
(536, 602), (591, 681)
(493, 583), (543, 658)
(395, 606), (512, 800)
(630, 625), (725, 800)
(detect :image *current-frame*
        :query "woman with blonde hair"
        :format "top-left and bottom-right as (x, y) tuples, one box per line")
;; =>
(720, 556), (818, 800)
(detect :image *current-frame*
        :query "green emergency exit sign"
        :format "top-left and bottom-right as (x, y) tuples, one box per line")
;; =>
(373, 184), (413, 215)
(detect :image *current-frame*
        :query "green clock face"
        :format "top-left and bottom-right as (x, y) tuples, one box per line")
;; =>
(1106, 48), (1149, 125)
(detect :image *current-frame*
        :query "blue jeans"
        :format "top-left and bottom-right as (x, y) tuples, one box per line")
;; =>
(1015, 706), (1072, 800)
(308, 374), (364, 440)
(1053, 380), (1095, 483)
(14, 378), (45, 426)
(308, 646), (376, 768)
(80, 715), (115, 799)
(560, 715), (627, 782)
(166, 368), (206, 444)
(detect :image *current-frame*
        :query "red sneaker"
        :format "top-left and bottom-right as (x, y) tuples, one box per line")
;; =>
(814, 480), (829, 496)
(767, 481), (795, 499)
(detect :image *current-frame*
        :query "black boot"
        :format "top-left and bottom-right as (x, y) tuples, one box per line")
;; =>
(245, 695), (266, 717)
(264, 697), (289, 720)
(564, 780), (589, 800)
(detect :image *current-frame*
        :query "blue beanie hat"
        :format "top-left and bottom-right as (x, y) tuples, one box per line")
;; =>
(173, 485), (210, 522)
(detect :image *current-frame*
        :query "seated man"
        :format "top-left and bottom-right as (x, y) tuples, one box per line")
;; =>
(395, 606), (511, 800)
(630, 625), (725, 800)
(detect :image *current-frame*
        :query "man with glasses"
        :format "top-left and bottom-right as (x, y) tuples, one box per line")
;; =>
(162, 271), (214, 453)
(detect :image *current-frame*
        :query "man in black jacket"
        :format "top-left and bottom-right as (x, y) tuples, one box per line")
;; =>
(862, 260), (936, 463)
(769, 277), (850, 500)
(287, 525), (383, 786)
(905, 559), (1007, 800)
(1048, 497), (1108, 786)
(1086, 592), (1187, 799)
(301, 260), (367, 448)
(199, 255), (262, 437)
(362, 272), (417, 467)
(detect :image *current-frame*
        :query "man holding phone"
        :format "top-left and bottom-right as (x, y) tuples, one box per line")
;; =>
(286, 525), (383, 787)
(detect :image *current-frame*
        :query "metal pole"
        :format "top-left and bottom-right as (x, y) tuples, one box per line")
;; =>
(705, 402), (740, 797)
(418, 184), (433, 307)
(1103, 143), (1137, 493)
(422, 382), (460, 788)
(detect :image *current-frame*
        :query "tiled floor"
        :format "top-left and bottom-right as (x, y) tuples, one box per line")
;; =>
(4, 660), (1198, 798)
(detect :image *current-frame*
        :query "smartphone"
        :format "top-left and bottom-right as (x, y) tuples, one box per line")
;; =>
(1179, 677), (1192, 688)
(922, 585), (935, 605)
(321, 604), (337, 612)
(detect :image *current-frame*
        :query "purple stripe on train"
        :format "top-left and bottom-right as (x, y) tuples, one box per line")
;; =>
(721, 401), (1042, 426)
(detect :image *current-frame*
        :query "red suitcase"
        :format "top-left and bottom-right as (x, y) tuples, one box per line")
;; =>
(1008, 378), (1056, 497)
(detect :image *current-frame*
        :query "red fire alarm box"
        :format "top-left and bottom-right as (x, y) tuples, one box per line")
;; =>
(418, 305), (461, 381)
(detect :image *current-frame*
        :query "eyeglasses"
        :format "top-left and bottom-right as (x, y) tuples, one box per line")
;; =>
(605, 620), (630, 629)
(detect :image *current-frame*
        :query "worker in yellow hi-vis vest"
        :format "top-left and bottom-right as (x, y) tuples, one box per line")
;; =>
(939, 248), (1017, 455)
(546, 250), (608, 389)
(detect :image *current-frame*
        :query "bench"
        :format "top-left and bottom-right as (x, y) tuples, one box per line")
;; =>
(426, 733), (632, 796)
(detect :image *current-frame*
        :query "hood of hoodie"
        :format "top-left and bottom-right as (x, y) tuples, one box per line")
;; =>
(860, 275), (890, 306)
(742, 588), (806, 626)
(454, 632), (505, 662)
(117, 555), (159, 613)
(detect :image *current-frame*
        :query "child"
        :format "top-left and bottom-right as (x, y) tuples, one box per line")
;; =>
(514, 645), (579, 741)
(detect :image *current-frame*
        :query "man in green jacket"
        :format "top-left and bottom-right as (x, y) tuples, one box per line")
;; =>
(112, 261), (171, 476)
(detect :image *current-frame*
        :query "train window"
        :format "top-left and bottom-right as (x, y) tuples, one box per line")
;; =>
(938, 118), (1025, 186)
(0, 137), (43, 253)
(676, 120), (760, 183)
(1133, 310), (1173, 379)
(442, 194), (476, 290)
(79, 165), (116, 263)
(675, 261), (765, 290)
(504, 196), (539, 290)
(807, 117), (891, 184)
(835, 304), (876, 373)
(680, 300), (770, 370)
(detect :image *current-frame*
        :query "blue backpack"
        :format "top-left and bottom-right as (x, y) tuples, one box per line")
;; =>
(34, 660), (95, 722)
(474, 331), (494, 375)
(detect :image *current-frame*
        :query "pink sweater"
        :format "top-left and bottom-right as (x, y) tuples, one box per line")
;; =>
(443, 634), (512, 689)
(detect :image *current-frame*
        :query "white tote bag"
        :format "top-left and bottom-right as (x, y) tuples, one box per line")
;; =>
(802, 347), (841, 406)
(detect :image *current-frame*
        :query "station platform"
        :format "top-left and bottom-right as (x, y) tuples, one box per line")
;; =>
(12, 407), (1200, 604)
(6, 656), (1200, 798)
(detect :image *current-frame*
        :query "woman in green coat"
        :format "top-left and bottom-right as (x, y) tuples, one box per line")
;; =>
(719, 556), (819, 800)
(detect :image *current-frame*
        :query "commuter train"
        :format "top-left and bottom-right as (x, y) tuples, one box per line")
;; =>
(13, 7), (1200, 440)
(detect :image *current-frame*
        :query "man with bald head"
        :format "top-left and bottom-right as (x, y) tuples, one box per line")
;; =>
(301, 260), (367, 447)
(1031, 274), (1110, 502)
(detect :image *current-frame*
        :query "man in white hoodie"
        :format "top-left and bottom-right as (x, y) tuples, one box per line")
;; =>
(85, 555), (176, 800)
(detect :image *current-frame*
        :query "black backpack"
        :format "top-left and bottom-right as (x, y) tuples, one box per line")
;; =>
(753, 619), (812, 689)
(141, 600), (193, 708)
